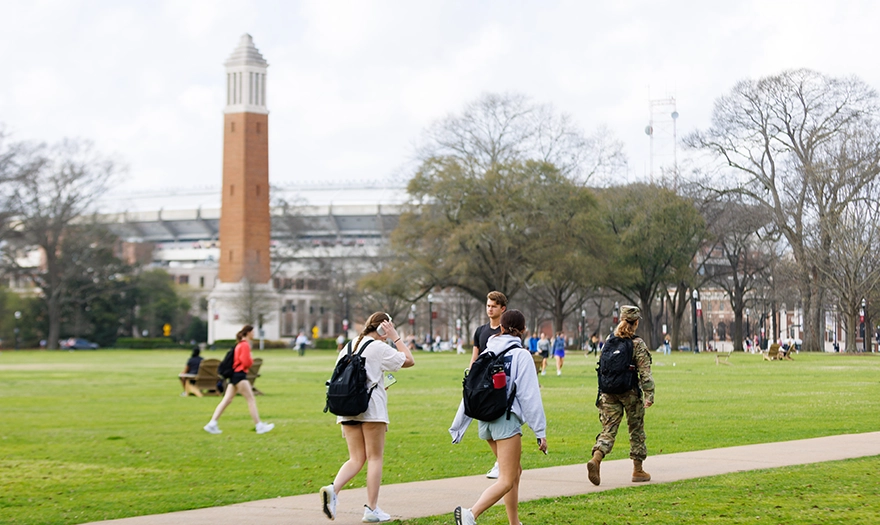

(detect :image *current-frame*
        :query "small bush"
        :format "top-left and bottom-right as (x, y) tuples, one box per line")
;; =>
(210, 339), (290, 350)
(114, 337), (179, 349)
(314, 337), (340, 349)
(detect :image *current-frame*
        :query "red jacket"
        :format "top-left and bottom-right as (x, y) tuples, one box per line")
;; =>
(233, 340), (253, 373)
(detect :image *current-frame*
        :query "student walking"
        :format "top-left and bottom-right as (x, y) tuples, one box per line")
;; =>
(553, 332), (566, 375)
(203, 325), (273, 435)
(587, 305), (655, 486)
(471, 291), (508, 479)
(450, 309), (548, 525)
(319, 312), (415, 522)
(537, 333), (550, 375)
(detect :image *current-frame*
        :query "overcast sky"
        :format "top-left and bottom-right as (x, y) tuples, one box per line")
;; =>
(3, 0), (880, 196)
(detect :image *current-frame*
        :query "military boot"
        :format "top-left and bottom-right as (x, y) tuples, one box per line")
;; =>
(586, 450), (603, 486)
(632, 459), (651, 482)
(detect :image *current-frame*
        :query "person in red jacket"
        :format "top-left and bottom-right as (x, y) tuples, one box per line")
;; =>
(203, 325), (274, 435)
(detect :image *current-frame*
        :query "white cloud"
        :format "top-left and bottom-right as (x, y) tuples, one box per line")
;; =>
(3, 0), (880, 193)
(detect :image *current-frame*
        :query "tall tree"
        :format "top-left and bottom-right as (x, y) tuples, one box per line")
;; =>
(395, 159), (569, 301)
(0, 139), (119, 348)
(820, 194), (880, 351)
(526, 180), (612, 332)
(417, 92), (625, 184)
(687, 69), (880, 351)
(599, 183), (708, 349)
(701, 194), (776, 350)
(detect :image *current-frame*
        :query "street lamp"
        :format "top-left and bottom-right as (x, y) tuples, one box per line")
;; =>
(862, 298), (867, 353)
(14, 310), (21, 350)
(427, 293), (434, 349)
(581, 309), (587, 350)
(410, 304), (416, 338)
(745, 308), (750, 341)
(691, 289), (699, 354)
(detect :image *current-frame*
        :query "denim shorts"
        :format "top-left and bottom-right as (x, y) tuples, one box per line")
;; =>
(478, 412), (523, 441)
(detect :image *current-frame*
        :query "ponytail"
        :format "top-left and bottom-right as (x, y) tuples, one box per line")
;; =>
(236, 325), (254, 342)
(353, 312), (391, 351)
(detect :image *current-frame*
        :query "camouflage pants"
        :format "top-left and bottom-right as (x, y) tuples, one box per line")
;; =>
(591, 389), (647, 461)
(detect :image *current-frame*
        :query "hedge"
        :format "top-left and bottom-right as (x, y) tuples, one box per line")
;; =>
(114, 337), (181, 349)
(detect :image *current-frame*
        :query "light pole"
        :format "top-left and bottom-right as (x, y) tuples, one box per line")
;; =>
(745, 308), (750, 341)
(14, 311), (22, 350)
(410, 304), (416, 338)
(581, 309), (587, 351)
(208, 298), (216, 345)
(862, 298), (867, 353)
(613, 301), (619, 333)
(691, 289), (699, 354)
(427, 293), (434, 349)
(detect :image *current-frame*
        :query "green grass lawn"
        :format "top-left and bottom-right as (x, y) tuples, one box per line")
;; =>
(1, 348), (879, 524)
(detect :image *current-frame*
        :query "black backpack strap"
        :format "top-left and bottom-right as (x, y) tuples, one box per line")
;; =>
(354, 340), (378, 392)
(354, 339), (374, 356)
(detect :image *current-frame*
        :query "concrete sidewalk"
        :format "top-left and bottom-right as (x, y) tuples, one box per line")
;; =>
(89, 432), (880, 525)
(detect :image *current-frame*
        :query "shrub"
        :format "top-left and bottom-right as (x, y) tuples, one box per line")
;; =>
(114, 337), (180, 349)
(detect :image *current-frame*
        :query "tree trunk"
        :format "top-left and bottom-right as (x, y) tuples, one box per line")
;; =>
(845, 310), (858, 353)
(732, 304), (744, 351)
(638, 290), (657, 350)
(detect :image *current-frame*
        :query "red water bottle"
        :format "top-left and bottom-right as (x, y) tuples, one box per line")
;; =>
(492, 370), (507, 389)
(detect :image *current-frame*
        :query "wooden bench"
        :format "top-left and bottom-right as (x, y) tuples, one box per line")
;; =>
(715, 349), (733, 365)
(762, 343), (780, 361)
(180, 358), (222, 397)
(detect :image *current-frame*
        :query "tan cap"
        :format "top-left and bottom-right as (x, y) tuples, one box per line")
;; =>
(620, 305), (642, 322)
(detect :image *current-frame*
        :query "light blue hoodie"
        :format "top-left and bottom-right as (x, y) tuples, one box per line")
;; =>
(449, 334), (547, 443)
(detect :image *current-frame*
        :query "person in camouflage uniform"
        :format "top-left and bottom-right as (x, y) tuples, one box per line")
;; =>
(587, 305), (655, 485)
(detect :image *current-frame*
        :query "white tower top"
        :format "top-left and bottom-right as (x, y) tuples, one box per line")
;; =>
(224, 34), (269, 114)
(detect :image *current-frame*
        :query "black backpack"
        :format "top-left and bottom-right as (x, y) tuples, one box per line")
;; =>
(324, 340), (376, 416)
(217, 344), (237, 379)
(462, 343), (519, 421)
(597, 336), (638, 394)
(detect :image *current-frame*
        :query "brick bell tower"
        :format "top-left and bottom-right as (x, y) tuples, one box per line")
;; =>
(219, 33), (270, 284)
(209, 34), (278, 344)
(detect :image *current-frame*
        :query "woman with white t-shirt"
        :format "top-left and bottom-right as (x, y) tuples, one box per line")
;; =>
(320, 312), (415, 523)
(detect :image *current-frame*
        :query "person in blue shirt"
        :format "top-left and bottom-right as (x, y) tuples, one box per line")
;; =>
(553, 332), (566, 376)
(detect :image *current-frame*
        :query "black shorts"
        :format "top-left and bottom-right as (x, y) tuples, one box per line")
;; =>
(540, 350), (550, 358)
(230, 371), (248, 385)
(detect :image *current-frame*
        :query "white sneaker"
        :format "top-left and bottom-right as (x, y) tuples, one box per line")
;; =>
(203, 421), (221, 434)
(557, 370), (562, 376)
(362, 505), (391, 522)
(486, 461), (499, 479)
(320, 484), (337, 520)
(255, 421), (275, 434)
(540, 370), (546, 376)
(454, 506), (476, 525)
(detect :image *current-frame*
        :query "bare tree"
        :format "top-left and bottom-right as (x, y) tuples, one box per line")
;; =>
(416, 92), (625, 184)
(0, 139), (119, 349)
(819, 194), (880, 351)
(687, 69), (880, 351)
(701, 194), (776, 350)
(230, 276), (277, 329)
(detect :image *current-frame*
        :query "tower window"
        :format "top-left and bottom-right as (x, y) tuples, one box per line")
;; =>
(256, 184), (261, 196)
(256, 122), (261, 134)
(228, 250), (233, 262)
(231, 122), (235, 132)
(256, 250), (261, 263)
(230, 184), (235, 196)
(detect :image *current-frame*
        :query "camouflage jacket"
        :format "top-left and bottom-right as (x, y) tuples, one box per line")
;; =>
(632, 337), (655, 404)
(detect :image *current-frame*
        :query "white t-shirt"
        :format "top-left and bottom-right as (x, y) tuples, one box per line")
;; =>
(335, 336), (406, 425)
